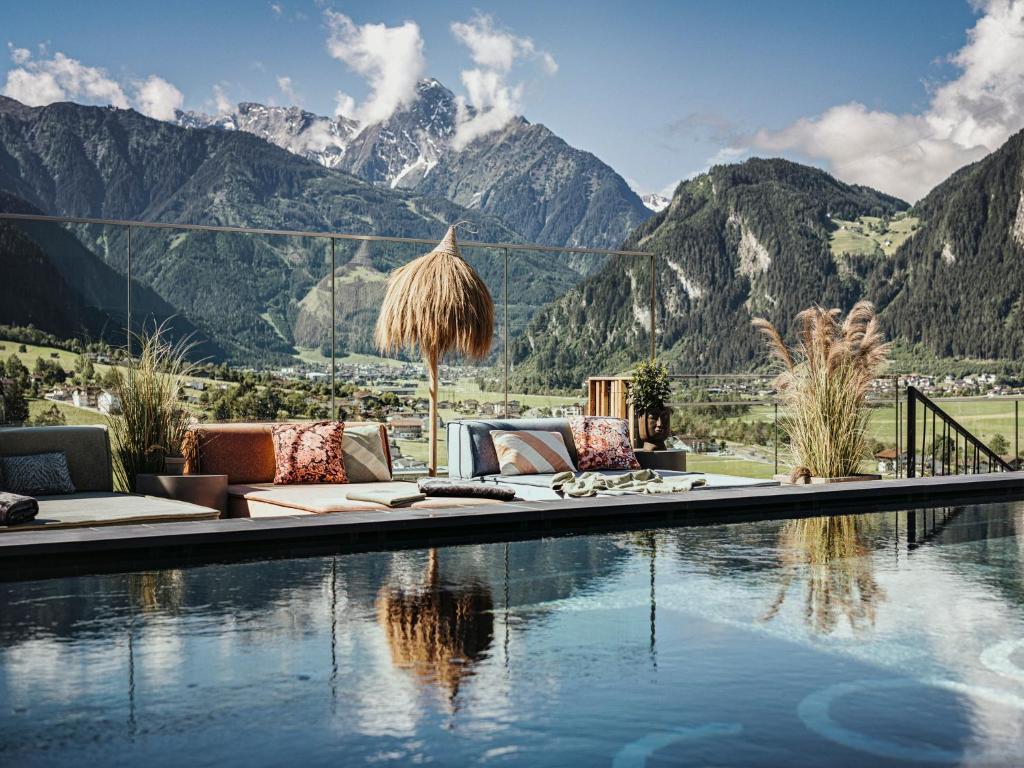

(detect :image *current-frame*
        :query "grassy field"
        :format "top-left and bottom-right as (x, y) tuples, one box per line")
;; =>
(830, 214), (919, 258)
(686, 454), (775, 479)
(28, 398), (108, 426)
(0, 341), (115, 377)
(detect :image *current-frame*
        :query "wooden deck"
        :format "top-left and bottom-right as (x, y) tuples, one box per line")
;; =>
(2, 473), (1023, 581)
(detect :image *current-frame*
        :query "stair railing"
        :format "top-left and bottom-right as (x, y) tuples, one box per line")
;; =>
(906, 386), (1013, 477)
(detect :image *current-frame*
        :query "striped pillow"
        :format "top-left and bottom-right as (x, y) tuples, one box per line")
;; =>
(342, 424), (392, 482)
(490, 431), (575, 476)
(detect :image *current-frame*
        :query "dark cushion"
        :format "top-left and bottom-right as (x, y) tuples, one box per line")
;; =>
(0, 426), (112, 492)
(447, 418), (579, 478)
(418, 478), (517, 501)
(0, 452), (76, 496)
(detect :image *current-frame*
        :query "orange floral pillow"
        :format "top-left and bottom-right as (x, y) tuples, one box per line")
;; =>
(271, 422), (348, 485)
(569, 416), (640, 471)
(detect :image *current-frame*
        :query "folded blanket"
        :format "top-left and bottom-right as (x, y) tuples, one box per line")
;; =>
(551, 469), (707, 498)
(0, 491), (40, 525)
(417, 479), (517, 501)
(345, 489), (426, 508)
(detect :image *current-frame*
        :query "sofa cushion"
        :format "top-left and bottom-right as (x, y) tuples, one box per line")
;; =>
(0, 425), (112, 492)
(342, 424), (392, 482)
(447, 418), (578, 478)
(0, 451), (75, 496)
(227, 481), (505, 516)
(490, 430), (575, 475)
(0, 492), (218, 531)
(569, 416), (640, 471)
(186, 422), (392, 484)
(271, 421), (347, 485)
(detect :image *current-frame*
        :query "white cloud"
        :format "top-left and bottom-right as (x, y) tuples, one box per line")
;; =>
(451, 13), (557, 74)
(743, 0), (1024, 201)
(270, 3), (283, 16)
(213, 84), (233, 115)
(2, 51), (129, 108)
(324, 11), (424, 125)
(1, 48), (191, 124)
(7, 44), (31, 65)
(450, 14), (558, 150)
(277, 75), (300, 105)
(134, 75), (183, 120)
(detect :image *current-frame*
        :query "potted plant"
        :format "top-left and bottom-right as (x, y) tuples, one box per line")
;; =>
(628, 359), (673, 451)
(753, 301), (888, 484)
(107, 323), (198, 492)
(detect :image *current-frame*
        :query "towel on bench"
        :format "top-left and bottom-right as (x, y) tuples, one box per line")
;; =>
(345, 488), (426, 508)
(0, 491), (40, 525)
(551, 469), (706, 498)
(417, 479), (517, 501)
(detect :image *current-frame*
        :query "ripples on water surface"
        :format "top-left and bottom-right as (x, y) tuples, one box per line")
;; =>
(2, 503), (1024, 766)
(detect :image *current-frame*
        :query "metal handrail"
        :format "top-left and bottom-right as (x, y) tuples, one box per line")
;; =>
(906, 386), (1013, 477)
(0, 211), (652, 257)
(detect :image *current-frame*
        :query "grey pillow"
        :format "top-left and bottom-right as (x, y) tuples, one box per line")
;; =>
(342, 425), (392, 483)
(0, 452), (76, 496)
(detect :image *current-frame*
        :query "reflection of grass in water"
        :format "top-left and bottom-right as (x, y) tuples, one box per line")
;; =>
(762, 516), (885, 635)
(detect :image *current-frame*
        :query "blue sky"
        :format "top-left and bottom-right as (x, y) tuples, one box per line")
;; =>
(4, 0), (1021, 201)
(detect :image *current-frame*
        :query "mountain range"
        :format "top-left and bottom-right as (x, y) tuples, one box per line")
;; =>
(0, 95), (576, 363)
(511, 136), (1024, 389)
(2, 89), (1023, 385)
(175, 79), (652, 255)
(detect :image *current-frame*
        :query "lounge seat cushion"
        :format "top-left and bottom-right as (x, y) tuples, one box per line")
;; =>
(1, 492), (219, 531)
(228, 481), (506, 516)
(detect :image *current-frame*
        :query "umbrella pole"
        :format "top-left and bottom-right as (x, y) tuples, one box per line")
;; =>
(427, 352), (439, 476)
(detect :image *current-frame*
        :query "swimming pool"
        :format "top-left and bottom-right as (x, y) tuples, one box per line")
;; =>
(2, 502), (1023, 766)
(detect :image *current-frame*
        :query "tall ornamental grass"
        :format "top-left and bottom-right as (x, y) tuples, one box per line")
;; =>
(753, 301), (889, 480)
(107, 324), (197, 492)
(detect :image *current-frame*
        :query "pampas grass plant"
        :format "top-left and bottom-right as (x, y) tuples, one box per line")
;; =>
(753, 301), (890, 480)
(107, 323), (197, 492)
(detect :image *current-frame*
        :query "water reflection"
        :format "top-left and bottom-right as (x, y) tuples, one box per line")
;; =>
(762, 516), (886, 634)
(377, 549), (494, 706)
(128, 570), (186, 614)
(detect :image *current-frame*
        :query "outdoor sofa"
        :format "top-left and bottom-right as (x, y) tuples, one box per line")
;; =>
(447, 417), (778, 501)
(185, 422), (506, 518)
(0, 425), (220, 530)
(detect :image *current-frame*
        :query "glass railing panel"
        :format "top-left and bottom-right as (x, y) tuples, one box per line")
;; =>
(504, 247), (614, 417)
(0, 219), (129, 427)
(664, 374), (779, 479)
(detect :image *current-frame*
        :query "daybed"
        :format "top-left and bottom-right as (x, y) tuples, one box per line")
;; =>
(0, 425), (220, 530)
(185, 422), (505, 518)
(447, 417), (778, 501)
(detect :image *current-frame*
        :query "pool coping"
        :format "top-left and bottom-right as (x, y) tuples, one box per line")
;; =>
(2, 473), (1023, 580)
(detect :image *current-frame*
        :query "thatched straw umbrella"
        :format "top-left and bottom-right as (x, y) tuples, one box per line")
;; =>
(375, 224), (494, 475)
(377, 549), (494, 706)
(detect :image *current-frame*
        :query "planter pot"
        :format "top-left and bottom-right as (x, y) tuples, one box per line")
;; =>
(774, 473), (882, 485)
(163, 457), (186, 476)
(638, 407), (672, 451)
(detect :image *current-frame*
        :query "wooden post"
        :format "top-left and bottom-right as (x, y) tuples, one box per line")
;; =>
(427, 352), (439, 477)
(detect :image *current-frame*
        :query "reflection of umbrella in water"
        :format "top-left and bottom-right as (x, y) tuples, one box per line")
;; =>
(761, 516), (885, 635)
(377, 549), (494, 703)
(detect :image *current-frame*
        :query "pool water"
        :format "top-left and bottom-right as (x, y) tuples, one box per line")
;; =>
(2, 503), (1024, 766)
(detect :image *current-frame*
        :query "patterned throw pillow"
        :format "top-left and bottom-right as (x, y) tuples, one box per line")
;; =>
(490, 430), (576, 475)
(568, 416), (640, 471)
(342, 424), (392, 483)
(271, 422), (348, 485)
(0, 452), (76, 496)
